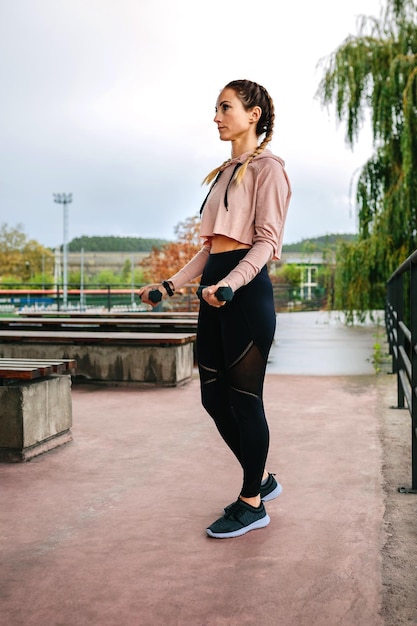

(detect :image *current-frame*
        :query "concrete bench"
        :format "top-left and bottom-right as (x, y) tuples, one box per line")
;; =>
(0, 330), (196, 387)
(0, 316), (197, 333)
(19, 311), (198, 319)
(0, 358), (76, 462)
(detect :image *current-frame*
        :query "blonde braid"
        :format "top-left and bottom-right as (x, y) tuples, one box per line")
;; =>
(235, 87), (275, 184)
(202, 158), (231, 186)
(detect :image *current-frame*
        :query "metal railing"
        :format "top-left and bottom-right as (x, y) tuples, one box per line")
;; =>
(0, 283), (327, 314)
(386, 249), (417, 493)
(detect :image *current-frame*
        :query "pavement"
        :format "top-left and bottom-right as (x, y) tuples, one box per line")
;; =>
(0, 311), (412, 626)
(268, 310), (383, 376)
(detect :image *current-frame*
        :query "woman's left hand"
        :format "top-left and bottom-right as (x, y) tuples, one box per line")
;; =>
(201, 282), (228, 308)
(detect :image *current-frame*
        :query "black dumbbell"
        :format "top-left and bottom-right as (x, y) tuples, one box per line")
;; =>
(196, 285), (234, 302)
(148, 289), (162, 303)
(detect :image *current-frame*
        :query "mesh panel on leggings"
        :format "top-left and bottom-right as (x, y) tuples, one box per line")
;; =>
(228, 341), (266, 399)
(199, 341), (266, 398)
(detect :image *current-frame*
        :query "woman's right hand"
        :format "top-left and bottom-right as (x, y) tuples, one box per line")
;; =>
(138, 284), (165, 306)
(201, 282), (230, 308)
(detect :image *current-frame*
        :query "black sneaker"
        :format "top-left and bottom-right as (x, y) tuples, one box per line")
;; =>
(207, 499), (270, 539)
(261, 473), (282, 502)
(224, 474), (282, 513)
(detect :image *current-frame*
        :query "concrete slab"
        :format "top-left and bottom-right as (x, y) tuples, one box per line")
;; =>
(0, 373), (386, 626)
(1, 312), (411, 625)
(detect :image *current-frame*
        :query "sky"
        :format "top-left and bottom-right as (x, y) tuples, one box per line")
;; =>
(0, 0), (384, 249)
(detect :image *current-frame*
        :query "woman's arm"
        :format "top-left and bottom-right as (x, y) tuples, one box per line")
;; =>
(220, 240), (275, 292)
(139, 243), (210, 306)
(221, 161), (291, 292)
(168, 243), (210, 291)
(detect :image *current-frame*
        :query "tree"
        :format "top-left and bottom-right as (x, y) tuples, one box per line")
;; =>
(317, 0), (417, 318)
(121, 259), (132, 282)
(22, 238), (54, 281)
(272, 264), (301, 290)
(0, 223), (26, 277)
(0, 223), (54, 283)
(141, 215), (202, 283)
(94, 269), (122, 286)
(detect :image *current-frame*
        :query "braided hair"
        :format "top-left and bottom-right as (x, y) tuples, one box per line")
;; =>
(203, 79), (275, 186)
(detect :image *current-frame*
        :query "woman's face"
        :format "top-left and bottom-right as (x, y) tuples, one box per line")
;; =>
(214, 88), (258, 143)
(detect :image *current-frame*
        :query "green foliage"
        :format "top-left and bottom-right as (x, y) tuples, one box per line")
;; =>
(371, 317), (391, 372)
(273, 264), (301, 287)
(317, 0), (417, 316)
(121, 259), (132, 282)
(30, 272), (55, 287)
(0, 275), (22, 286)
(68, 235), (168, 252)
(133, 267), (146, 284)
(94, 269), (122, 285)
(67, 270), (90, 288)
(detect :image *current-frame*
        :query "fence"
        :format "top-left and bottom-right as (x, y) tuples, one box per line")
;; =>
(0, 283), (326, 313)
(386, 249), (417, 493)
(0, 284), (142, 311)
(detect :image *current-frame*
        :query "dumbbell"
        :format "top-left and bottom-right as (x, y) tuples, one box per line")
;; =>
(147, 288), (163, 303)
(196, 285), (234, 302)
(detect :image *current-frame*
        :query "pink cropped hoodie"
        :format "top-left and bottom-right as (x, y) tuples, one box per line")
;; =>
(168, 149), (291, 293)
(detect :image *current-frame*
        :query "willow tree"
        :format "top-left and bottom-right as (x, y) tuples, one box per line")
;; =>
(317, 0), (417, 319)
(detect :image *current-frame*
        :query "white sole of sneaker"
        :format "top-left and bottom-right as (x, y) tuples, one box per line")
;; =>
(262, 482), (283, 502)
(206, 513), (271, 539)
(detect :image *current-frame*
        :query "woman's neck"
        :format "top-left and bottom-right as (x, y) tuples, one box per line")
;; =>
(231, 138), (259, 159)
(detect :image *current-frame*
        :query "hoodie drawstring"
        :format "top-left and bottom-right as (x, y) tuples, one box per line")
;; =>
(199, 171), (223, 216)
(200, 162), (242, 215)
(224, 163), (242, 210)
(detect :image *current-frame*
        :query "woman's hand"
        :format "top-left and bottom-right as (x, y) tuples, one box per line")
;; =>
(201, 282), (229, 308)
(138, 284), (165, 306)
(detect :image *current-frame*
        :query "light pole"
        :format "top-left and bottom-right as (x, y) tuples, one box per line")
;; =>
(80, 247), (85, 311)
(53, 193), (72, 308)
(131, 253), (135, 307)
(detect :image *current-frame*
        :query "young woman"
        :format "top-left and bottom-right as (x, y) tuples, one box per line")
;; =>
(139, 79), (291, 538)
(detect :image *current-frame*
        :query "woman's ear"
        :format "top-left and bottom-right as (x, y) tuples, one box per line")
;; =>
(249, 106), (262, 123)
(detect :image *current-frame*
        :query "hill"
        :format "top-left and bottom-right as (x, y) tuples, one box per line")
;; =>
(67, 233), (357, 254)
(282, 233), (357, 253)
(68, 235), (169, 253)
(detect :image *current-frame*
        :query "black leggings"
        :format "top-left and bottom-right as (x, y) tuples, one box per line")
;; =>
(197, 250), (276, 498)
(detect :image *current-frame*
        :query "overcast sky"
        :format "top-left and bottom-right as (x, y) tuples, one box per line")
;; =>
(0, 0), (384, 249)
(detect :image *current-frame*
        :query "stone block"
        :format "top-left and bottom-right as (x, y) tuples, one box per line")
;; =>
(0, 375), (72, 462)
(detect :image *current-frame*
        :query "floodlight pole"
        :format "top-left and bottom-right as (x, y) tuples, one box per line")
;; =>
(131, 254), (135, 306)
(53, 193), (73, 308)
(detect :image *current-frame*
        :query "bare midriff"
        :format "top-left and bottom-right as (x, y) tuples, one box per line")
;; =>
(209, 234), (251, 254)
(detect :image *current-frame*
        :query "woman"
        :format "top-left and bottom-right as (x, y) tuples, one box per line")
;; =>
(139, 79), (291, 538)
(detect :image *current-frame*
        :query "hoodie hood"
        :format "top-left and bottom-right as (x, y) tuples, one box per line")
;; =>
(220, 150), (286, 209)
(223, 148), (285, 170)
